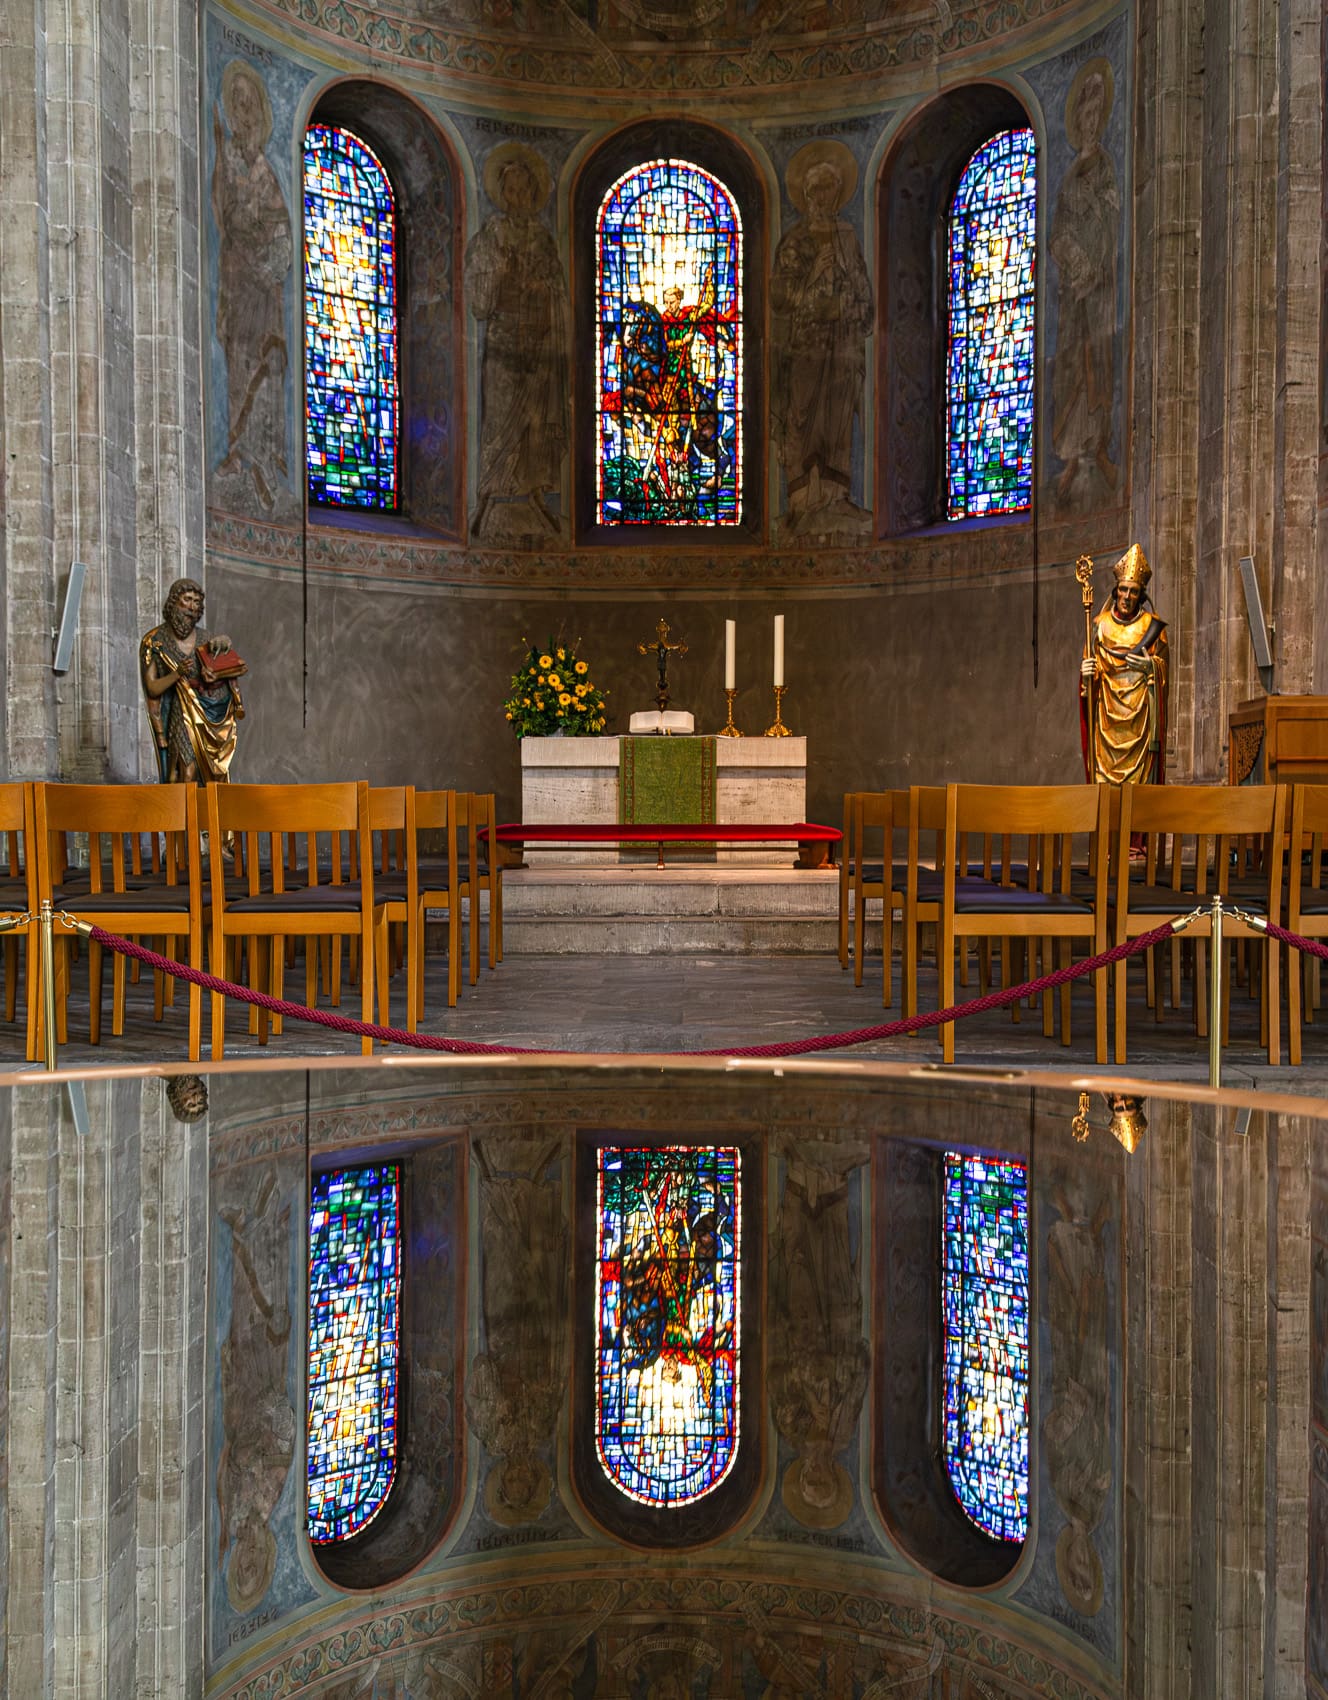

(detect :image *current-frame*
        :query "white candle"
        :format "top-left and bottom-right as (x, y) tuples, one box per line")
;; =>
(773, 616), (785, 688)
(724, 620), (736, 691)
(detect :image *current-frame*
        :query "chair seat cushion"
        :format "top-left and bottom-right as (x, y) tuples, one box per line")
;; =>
(953, 886), (1092, 915)
(1297, 890), (1328, 917)
(226, 884), (366, 915)
(57, 886), (193, 914)
(0, 876), (30, 906)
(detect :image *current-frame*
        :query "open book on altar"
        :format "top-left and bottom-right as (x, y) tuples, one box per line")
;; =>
(627, 710), (695, 735)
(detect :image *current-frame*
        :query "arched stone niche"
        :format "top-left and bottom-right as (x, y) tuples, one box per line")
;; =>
(302, 80), (464, 540)
(872, 1136), (1028, 1587)
(569, 1126), (767, 1548)
(307, 1138), (467, 1589)
(876, 83), (1038, 538)
(571, 119), (769, 548)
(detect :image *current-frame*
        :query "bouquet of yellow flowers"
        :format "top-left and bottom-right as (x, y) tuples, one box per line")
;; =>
(503, 639), (609, 739)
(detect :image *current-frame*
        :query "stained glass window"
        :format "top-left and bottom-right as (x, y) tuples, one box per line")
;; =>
(595, 1145), (740, 1506)
(941, 1151), (1029, 1542)
(946, 128), (1036, 519)
(304, 124), (399, 510)
(596, 160), (742, 527)
(307, 1164), (401, 1543)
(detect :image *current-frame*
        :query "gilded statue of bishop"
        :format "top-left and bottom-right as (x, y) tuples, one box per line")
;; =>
(140, 577), (246, 782)
(1079, 543), (1168, 785)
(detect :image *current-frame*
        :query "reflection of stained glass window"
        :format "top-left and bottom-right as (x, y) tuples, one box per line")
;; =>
(307, 1164), (401, 1542)
(304, 124), (398, 510)
(595, 1145), (740, 1505)
(596, 161), (742, 527)
(942, 1152), (1029, 1542)
(946, 128), (1036, 519)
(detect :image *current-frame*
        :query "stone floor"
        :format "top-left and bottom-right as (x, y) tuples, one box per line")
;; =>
(7, 934), (1328, 1097)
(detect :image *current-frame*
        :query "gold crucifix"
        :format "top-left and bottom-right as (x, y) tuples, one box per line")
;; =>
(637, 618), (688, 714)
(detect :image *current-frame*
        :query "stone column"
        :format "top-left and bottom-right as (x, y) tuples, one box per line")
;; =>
(0, 0), (59, 779)
(1191, 0), (1279, 779)
(128, 0), (205, 707)
(1129, 0), (1203, 779)
(1270, 0), (1324, 694)
(0, 0), (205, 783)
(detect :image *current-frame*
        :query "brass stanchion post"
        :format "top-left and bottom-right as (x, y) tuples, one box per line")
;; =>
(1209, 894), (1224, 1091)
(40, 899), (57, 1072)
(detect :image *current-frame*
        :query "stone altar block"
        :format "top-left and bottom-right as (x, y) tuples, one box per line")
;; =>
(519, 735), (808, 864)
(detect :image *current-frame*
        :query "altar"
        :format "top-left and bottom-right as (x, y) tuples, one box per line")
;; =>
(519, 735), (808, 865)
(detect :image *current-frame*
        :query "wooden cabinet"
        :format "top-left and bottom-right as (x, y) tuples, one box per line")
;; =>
(1229, 696), (1328, 783)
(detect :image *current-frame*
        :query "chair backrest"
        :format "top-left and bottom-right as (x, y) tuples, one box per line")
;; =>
(1119, 783), (1286, 900)
(413, 789), (458, 895)
(0, 782), (34, 906)
(367, 785), (409, 873)
(452, 792), (495, 875)
(207, 782), (369, 898)
(852, 790), (907, 884)
(35, 782), (198, 894)
(0, 782), (28, 876)
(1289, 783), (1328, 912)
(947, 783), (1108, 900)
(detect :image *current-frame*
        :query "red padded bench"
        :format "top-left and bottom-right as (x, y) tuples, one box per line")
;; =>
(481, 822), (842, 870)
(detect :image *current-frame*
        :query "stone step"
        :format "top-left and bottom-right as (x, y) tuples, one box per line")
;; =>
(488, 867), (886, 955)
(499, 912), (885, 955)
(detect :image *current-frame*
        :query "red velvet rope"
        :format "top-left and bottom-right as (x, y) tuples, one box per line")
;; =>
(80, 920), (1177, 1060)
(1263, 920), (1328, 961)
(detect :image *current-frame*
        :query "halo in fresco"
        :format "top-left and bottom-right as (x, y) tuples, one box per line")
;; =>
(1065, 56), (1115, 151)
(483, 141), (554, 211)
(785, 139), (858, 214)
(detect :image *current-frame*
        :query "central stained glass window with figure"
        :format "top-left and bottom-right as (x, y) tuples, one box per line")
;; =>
(596, 160), (742, 527)
(595, 1145), (740, 1505)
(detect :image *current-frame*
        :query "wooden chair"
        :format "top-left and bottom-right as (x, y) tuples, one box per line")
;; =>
(368, 786), (414, 1031)
(1113, 782), (1286, 1066)
(206, 782), (374, 1059)
(453, 791), (503, 985)
(847, 791), (909, 999)
(939, 784), (1110, 1065)
(34, 782), (204, 1060)
(414, 789), (461, 1018)
(1287, 783), (1328, 1064)
(837, 790), (865, 969)
(0, 783), (38, 1061)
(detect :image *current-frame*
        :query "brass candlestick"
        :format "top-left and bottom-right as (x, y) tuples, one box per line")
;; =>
(765, 686), (790, 737)
(718, 688), (742, 737)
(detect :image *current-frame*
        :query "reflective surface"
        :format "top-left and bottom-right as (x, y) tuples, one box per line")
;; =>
(0, 1055), (1320, 1700)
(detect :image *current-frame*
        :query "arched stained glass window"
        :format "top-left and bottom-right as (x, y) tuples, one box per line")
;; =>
(595, 1145), (740, 1506)
(307, 1164), (401, 1543)
(942, 1151), (1029, 1542)
(304, 124), (399, 510)
(596, 161), (742, 527)
(946, 128), (1036, 519)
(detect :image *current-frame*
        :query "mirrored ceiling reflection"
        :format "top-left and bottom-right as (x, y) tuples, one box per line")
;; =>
(0, 1061), (1322, 1700)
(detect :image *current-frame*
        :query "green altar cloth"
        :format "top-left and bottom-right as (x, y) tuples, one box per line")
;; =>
(618, 736), (717, 825)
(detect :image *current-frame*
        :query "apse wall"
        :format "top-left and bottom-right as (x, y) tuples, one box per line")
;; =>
(203, 0), (1133, 814)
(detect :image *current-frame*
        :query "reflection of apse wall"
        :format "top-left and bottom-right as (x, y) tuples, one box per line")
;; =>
(201, 0), (1134, 808)
(1312, 1124), (1328, 1697)
(204, 1070), (1133, 1700)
